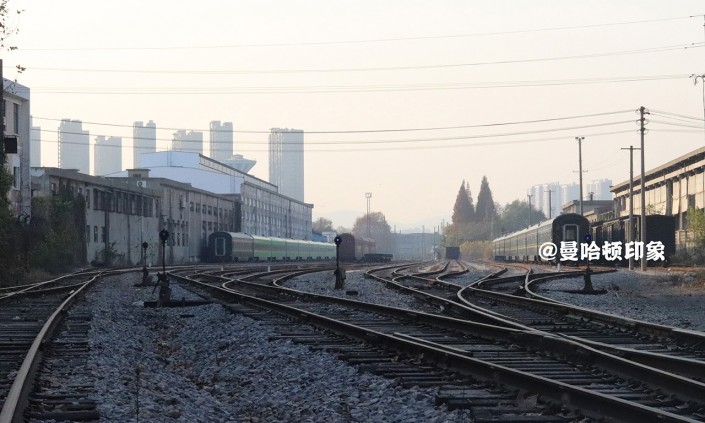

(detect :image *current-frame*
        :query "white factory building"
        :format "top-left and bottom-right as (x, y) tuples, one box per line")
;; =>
(127, 151), (314, 240)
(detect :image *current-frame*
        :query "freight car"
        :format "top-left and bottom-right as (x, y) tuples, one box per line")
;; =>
(445, 246), (460, 260)
(206, 232), (336, 262)
(589, 214), (675, 265)
(493, 213), (590, 263)
(337, 233), (377, 262)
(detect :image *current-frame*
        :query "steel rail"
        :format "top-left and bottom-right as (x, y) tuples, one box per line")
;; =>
(0, 273), (102, 423)
(173, 269), (705, 422)
(457, 270), (705, 379)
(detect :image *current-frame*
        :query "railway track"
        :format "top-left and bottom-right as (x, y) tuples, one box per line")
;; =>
(456, 267), (705, 380)
(0, 269), (131, 423)
(172, 265), (705, 422)
(367, 260), (705, 382)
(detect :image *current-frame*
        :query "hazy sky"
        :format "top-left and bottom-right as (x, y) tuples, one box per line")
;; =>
(5, 1), (705, 231)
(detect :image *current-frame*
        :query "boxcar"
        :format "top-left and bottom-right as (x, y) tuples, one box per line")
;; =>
(445, 246), (460, 260)
(338, 233), (377, 262)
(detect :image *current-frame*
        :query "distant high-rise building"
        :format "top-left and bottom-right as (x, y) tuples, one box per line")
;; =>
(529, 182), (561, 219)
(172, 130), (203, 155)
(30, 121), (41, 167)
(58, 119), (89, 174)
(586, 179), (612, 201)
(94, 136), (122, 175)
(560, 182), (580, 205)
(209, 120), (233, 163)
(269, 128), (304, 202)
(133, 120), (156, 168)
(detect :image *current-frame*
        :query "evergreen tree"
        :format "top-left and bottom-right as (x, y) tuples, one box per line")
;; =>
(351, 211), (393, 253)
(475, 176), (497, 222)
(465, 181), (475, 219)
(451, 180), (474, 225)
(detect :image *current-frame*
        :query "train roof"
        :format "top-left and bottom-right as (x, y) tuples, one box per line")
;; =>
(493, 213), (587, 242)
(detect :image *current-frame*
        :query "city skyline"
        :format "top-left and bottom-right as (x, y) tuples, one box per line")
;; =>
(8, 1), (705, 230)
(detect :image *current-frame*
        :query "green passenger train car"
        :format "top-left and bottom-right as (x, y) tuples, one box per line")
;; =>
(207, 232), (336, 262)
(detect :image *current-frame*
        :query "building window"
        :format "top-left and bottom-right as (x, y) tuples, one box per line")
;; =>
(208, 222), (212, 231)
(101, 227), (106, 243)
(190, 202), (194, 211)
(207, 205), (212, 215)
(94, 226), (98, 242)
(86, 190), (91, 209)
(13, 103), (19, 134)
(12, 166), (19, 189)
(177, 233), (180, 246)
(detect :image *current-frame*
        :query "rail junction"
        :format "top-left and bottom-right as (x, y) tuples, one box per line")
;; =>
(0, 261), (704, 422)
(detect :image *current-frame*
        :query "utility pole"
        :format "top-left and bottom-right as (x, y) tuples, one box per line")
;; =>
(0, 59), (4, 168)
(621, 145), (640, 271)
(527, 193), (533, 227)
(576, 136), (585, 215)
(365, 192), (372, 238)
(639, 106), (649, 271)
(691, 73), (705, 140)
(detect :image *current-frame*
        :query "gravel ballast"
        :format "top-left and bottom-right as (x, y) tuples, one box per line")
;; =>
(36, 265), (705, 422)
(534, 268), (705, 331)
(82, 273), (469, 422)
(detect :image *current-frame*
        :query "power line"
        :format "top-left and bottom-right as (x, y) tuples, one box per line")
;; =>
(23, 43), (702, 75)
(650, 109), (705, 121)
(650, 119), (705, 129)
(37, 121), (636, 148)
(36, 129), (638, 154)
(24, 74), (691, 95)
(31, 110), (633, 135)
(19, 15), (700, 51)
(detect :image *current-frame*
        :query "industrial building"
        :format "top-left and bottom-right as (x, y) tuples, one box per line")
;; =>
(134, 151), (313, 239)
(31, 167), (240, 265)
(2, 79), (31, 219)
(611, 145), (705, 251)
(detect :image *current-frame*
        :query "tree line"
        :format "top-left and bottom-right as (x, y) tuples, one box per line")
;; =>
(0, 164), (87, 285)
(444, 176), (547, 258)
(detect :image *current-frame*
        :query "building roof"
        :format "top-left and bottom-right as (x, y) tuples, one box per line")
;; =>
(611, 145), (705, 194)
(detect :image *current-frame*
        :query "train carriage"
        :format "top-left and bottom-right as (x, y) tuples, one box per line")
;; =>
(251, 235), (273, 261)
(338, 233), (378, 262)
(207, 232), (336, 262)
(208, 232), (254, 262)
(493, 213), (589, 263)
(589, 215), (675, 264)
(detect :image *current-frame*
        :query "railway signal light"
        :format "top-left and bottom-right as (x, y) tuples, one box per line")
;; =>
(584, 234), (592, 243)
(159, 229), (170, 244)
(334, 236), (342, 246)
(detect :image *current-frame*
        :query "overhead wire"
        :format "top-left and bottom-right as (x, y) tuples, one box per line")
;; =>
(23, 74), (692, 95)
(22, 43), (703, 75)
(36, 122), (638, 150)
(18, 15), (701, 51)
(31, 110), (634, 135)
